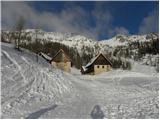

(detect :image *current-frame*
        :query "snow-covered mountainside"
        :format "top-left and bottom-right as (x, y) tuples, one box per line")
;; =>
(2, 29), (98, 56)
(2, 29), (158, 70)
(101, 33), (159, 71)
(1, 42), (76, 118)
(2, 29), (158, 56)
(100, 34), (154, 47)
(2, 29), (158, 49)
(1, 42), (159, 119)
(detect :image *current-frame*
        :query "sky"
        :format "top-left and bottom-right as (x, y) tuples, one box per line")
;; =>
(1, 1), (159, 40)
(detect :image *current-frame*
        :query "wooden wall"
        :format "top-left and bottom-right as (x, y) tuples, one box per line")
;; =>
(51, 61), (71, 72)
(94, 65), (111, 75)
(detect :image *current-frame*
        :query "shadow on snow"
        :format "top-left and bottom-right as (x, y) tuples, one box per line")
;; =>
(26, 105), (58, 119)
(90, 105), (105, 119)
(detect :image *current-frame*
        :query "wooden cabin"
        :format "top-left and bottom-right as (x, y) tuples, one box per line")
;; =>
(50, 49), (71, 72)
(81, 53), (112, 75)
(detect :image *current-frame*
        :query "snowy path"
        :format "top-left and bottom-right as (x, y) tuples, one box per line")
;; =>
(38, 71), (158, 119)
(38, 73), (100, 118)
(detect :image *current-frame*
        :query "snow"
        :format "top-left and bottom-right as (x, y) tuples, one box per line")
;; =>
(102, 96), (159, 119)
(100, 34), (157, 47)
(85, 54), (99, 68)
(27, 29), (98, 55)
(100, 36), (128, 47)
(1, 42), (159, 119)
(39, 52), (52, 61)
(130, 60), (158, 77)
(141, 54), (159, 66)
(71, 67), (81, 75)
(81, 66), (87, 71)
(2, 29), (99, 56)
(1, 42), (75, 118)
(82, 56), (98, 72)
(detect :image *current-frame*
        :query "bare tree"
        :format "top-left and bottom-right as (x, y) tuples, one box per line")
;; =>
(34, 25), (40, 62)
(15, 16), (25, 50)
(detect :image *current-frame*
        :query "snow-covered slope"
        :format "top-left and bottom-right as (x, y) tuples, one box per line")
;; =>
(100, 33), (159, 70)
(39, 30), (97, 51)
(2, 29), (158, 59)
(2, 29), (158, 49)
(100, 33), (158, 47)
(1, 42), (75, 118)
(9, 29), (98, 55)
(100, 35), (128, 47)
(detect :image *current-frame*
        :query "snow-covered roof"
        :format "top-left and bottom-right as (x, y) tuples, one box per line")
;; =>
(51, 49), (71, 62)
(82, 66), (88, 71)
(39, 52), (52, 61)
(85, 55), (100, 68)
(82, 53), (112, 72)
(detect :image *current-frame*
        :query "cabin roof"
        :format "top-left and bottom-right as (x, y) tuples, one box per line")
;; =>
(39, 52), (52, 61)
(82, 53), (112, 72)
(50, 49), (71, 62)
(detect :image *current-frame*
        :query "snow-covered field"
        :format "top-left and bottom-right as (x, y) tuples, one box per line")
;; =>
(1, 42), (159, 119)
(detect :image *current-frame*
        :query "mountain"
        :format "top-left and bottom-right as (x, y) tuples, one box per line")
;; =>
(1, 29), (159, 70)
(100, 33), (159, 71)
(2, 29), (98, 55)
(100, 33), (158, 47)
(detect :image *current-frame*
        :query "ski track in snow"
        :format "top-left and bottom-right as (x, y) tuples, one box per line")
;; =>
(1, 42), (159, 119)
(2, 50), (26, 82)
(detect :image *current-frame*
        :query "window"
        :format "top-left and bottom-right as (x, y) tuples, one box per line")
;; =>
(97, 65), (99, 68)
(102, 66), (104, 68)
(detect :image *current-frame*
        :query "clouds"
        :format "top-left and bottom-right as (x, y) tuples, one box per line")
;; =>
(91, 3), (113, 38)
(108, 27), (129, 37)
(1, 1), (158, 40)
(2, 2), (36, 29)
(2, 2), (93, 38)
(139, 9), (158, 34)
(91, 3), (129, 39)
(2, 1), (130, 40)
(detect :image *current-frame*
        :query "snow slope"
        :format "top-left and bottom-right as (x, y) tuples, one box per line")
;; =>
(100, 33), (157, 47)
(100, 35), (128, 47)
(1, 42), (75, 118)
(2, 29), (98, 56)
(1, 42), (159, 119)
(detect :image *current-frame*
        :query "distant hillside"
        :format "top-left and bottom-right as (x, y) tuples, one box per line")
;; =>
(1, 29), (159, 71)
